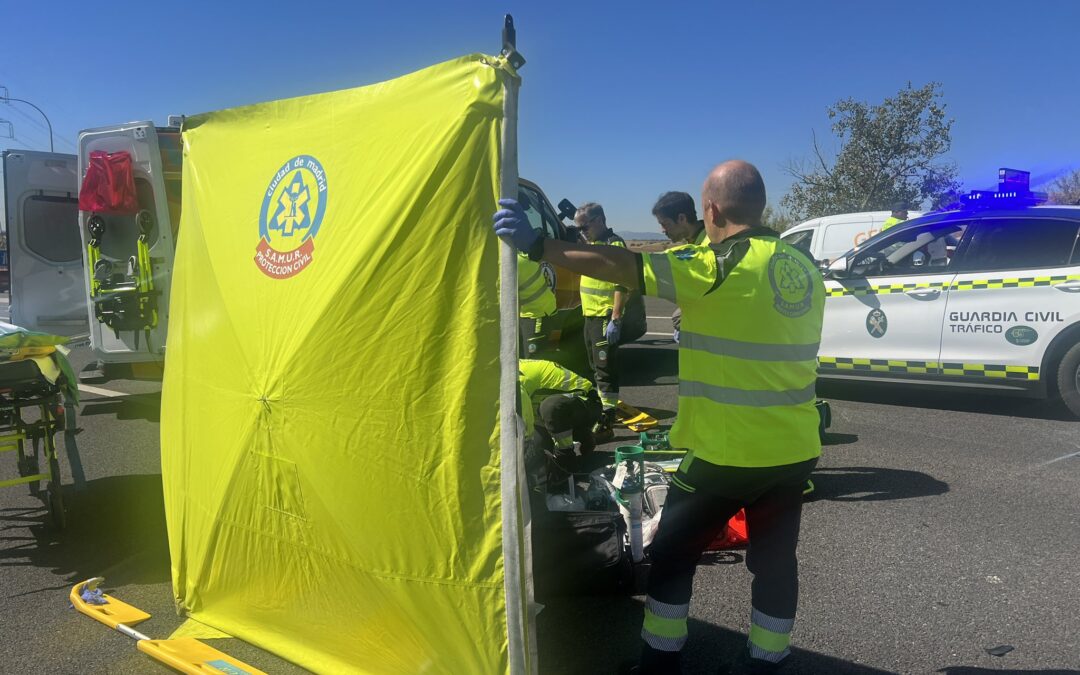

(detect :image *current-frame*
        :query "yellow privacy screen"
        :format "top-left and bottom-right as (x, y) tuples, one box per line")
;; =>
(162, 54), (516, 673)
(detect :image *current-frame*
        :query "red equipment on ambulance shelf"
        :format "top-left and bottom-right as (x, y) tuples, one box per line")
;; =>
(78, 150), (139, 214)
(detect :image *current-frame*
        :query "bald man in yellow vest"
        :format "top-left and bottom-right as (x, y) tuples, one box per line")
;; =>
(496, 160), (823, 674)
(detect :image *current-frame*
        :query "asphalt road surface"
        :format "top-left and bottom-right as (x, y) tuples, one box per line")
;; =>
(1, 295), (1078, 674)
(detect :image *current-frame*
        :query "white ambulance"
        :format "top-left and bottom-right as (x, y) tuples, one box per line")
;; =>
(817, 169), (1080, 417)
(782, 210), (922, 265)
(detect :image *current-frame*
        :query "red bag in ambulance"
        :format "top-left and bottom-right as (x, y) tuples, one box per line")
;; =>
(78, 150), (139, 214)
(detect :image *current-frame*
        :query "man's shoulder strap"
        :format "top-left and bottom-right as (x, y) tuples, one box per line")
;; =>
(704, 227), (779, 294)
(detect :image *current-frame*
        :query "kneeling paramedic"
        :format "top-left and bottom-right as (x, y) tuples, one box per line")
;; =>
(495, 160), (824, 674)
(519, 358), (602, 486)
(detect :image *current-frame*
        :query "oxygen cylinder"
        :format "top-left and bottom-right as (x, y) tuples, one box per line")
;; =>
(615, 445), (645, 563)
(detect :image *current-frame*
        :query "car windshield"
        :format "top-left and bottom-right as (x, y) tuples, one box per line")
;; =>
(838, 214), (932, 261)
(848, 220), (967, 276)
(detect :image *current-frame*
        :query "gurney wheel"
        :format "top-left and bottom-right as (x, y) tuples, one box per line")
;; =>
(46, 455), (65, 530)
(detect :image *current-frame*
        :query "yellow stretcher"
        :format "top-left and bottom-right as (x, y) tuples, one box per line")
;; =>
(71, 578), (266, 675)
(615, 400), (659, 432)
(0, 355), (78, 528)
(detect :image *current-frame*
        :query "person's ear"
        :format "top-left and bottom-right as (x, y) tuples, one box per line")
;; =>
(704, 200), (723, 227)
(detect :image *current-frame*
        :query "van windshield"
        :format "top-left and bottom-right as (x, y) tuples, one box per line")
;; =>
(781, 229), (813, 258)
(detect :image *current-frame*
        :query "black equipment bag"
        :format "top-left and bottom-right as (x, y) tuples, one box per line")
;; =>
(531, 507), (632, 598)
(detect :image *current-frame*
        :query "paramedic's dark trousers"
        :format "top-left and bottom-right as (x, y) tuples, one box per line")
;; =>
(522, 315), (557, 358)
(583, 315), (618, 407)
(529, 394), (602, 484)
(640, 457), (818, 673)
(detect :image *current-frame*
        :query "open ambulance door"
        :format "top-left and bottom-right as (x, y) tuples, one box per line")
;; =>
(2, 150), (87, 336)
(77, 122), (181, 376)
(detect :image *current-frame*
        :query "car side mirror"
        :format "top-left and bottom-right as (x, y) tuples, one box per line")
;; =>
(827, 256), (850, 279)
(557, 198), (577, 222)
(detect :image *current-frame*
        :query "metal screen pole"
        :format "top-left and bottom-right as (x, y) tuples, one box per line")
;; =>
(497, 14), (532, 674)
(498, 68), (528, 675)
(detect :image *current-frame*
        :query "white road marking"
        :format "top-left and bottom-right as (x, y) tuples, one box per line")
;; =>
(77, 384), (128, 399)
(646, 315), (673, 320)
(1039, 450), (1080, 466)
(645, 331), (675, 338)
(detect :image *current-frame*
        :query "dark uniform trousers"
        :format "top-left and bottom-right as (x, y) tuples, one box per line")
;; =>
(583, 314), (619, 405)
(641, 456), (818, 672)
(519, 316), (545, 358)
(525, 392), (602, 485)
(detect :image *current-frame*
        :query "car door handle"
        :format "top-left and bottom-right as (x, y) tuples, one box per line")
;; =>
(905, 289), (940, 299)
(1053, 280), (1080, 293)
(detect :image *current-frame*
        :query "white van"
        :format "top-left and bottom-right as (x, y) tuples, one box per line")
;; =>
(781, 210), (923, 264)
(1, 150), (88, 336)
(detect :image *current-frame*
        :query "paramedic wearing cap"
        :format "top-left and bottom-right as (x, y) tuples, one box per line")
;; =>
(880, 202), (909, 231)
(652, 191), (705, 341)
(494, 160), (824, 674)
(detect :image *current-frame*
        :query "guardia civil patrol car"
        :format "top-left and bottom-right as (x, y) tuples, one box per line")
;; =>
(818, 169), (1080, 417)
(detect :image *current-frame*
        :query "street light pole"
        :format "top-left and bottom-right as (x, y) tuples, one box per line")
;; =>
(0, 87), (54, 152)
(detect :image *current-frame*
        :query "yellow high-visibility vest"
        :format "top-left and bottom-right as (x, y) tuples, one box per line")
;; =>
(641, 228), (825, 467)
(579, 231), (627, 317)
(519, 358), (593, 408)
(517, 254), (556, 319)
(881, 216), (903, 231)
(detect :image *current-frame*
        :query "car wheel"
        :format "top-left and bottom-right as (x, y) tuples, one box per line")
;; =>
(1056, 341), (1080, 418)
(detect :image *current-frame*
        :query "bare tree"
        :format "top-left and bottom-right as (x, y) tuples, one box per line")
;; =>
(782, 83), (961, 221)
(1047, 169), (1080, 205)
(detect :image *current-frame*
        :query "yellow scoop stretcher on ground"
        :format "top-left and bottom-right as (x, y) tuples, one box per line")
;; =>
(615, 400), (659, 432)
(70, 578), (266, 675)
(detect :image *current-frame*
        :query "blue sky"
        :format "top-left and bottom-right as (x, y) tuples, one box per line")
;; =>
(3, 1), (1079, 232)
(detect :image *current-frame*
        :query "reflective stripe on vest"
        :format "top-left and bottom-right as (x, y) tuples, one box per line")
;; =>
(664, 237), (824, 467)
(580, 237), (625, 316)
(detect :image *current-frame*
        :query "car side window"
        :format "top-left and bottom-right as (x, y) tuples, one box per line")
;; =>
(850, 221), (969, 277)
(960, 218), (1080, 272)
(518, 186), (560, 241)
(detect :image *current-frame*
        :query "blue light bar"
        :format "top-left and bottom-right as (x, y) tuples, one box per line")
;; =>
(960, 167), (1047, 209)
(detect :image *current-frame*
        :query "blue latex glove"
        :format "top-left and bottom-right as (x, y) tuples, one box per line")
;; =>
(80, 587), (108, 605)
(493, 199), (540, 252)
(605, 319), (621, 346)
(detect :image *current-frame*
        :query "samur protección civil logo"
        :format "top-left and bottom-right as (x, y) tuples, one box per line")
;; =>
(768, 251), (813, 318)
(255, 155), (327, 279)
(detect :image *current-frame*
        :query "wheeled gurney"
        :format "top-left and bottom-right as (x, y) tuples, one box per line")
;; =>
(0, 352), (79, 528)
